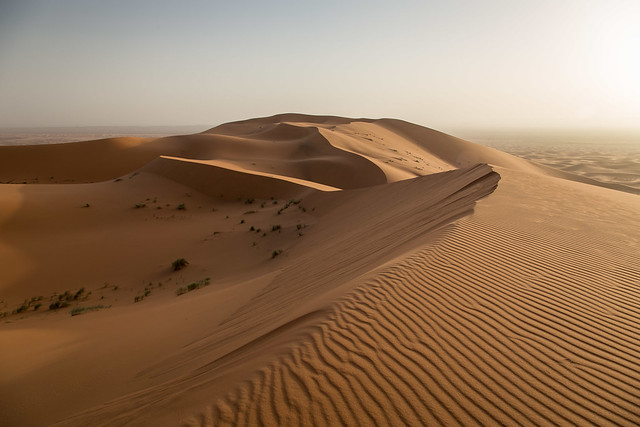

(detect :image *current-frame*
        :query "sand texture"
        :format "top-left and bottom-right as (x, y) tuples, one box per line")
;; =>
(0, 114), (638, 426)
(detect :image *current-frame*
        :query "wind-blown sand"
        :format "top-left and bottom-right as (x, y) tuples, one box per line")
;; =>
(0, 114), (638, 426)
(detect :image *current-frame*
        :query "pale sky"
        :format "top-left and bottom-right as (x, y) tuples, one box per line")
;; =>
(0, 0), (638, 131)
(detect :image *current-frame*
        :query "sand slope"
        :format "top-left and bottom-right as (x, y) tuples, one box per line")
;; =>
(0, 114), (638, 426)
(185, 167), (640, 426)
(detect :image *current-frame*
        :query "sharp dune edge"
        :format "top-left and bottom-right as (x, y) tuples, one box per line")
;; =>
(0, 115), (638, 426)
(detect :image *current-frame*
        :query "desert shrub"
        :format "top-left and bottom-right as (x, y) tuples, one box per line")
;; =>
(57, 291), (75, 302)
(172, 258), (189, 271)
(244, 198), (255, 204)
(271, 225), (281, 232)
(177, 203), (186, 210)
(49, 301), (70, 310)
(70, 305), (107, 316)
(176, 277), (211, 296)
(135, 203), (146, 208)
(272, 249), (283, 258)
(240, 219), (245, 224)
(34, 303), (42, 311)
(73, 288), (85, 301)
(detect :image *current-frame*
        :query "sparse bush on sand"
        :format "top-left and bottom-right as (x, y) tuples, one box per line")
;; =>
(172, 258), (189, 271)
(176, 278), (211, 296)
(70, 305), (107, 316)
(49, 301), (70, 310)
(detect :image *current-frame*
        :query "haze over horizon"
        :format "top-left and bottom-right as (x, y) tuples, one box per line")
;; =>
(1, 0), (638, 132)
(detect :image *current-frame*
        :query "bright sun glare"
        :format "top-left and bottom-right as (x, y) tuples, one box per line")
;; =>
(587, 2), (640, 107)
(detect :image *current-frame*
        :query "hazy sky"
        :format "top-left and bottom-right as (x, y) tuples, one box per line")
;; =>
(1, 0), (638, 131)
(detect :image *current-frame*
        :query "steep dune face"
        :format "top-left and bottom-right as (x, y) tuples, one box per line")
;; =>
(187, 167), (640, 427)
(1, 114), (638, 427)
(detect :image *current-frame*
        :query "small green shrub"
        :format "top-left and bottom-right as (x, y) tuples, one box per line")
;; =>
(135, 203), (146, 208)
(172, 258), (189, 271)
(49, 301), (70, 310)
(70, 305), (107, 316)
(177, 203), (186, 210)
(271, 225), (281, 232)
(272, 249), (283, 258)
(175, 277), (211, 296)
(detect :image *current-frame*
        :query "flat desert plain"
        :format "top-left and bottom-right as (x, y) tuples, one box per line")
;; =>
(1, 114), (639, 426)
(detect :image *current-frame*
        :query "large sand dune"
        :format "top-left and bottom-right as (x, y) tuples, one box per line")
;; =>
(0, 115), (638, 426)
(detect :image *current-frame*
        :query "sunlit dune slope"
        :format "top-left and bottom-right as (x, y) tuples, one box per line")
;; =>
(0, 114), (638, 427)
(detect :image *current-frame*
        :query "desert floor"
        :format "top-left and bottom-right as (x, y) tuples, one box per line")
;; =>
(1, 115), (638, 426)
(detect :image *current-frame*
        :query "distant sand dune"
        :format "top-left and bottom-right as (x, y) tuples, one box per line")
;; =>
(1, 114), (638, 427)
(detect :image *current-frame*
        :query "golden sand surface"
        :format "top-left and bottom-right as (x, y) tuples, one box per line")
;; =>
(1, 115), (638, 426)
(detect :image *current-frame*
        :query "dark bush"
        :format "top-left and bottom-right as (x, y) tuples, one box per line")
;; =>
(172, 258), (189, 271)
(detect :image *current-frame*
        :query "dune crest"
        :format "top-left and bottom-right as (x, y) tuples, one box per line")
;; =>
(0, 114), (638, 427)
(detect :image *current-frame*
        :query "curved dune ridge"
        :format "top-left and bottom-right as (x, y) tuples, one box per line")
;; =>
(0, 114), (639, 427)
(187, 173), (640, 426)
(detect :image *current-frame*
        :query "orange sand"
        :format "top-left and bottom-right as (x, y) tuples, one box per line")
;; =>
(0, 114), (638, 426)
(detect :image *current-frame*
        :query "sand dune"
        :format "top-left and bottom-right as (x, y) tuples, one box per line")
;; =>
(0, 114), (638, 426)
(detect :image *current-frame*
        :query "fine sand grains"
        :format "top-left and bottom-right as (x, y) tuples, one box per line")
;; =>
(2, 115), (639, 426)
(185, 168), (640, 427)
